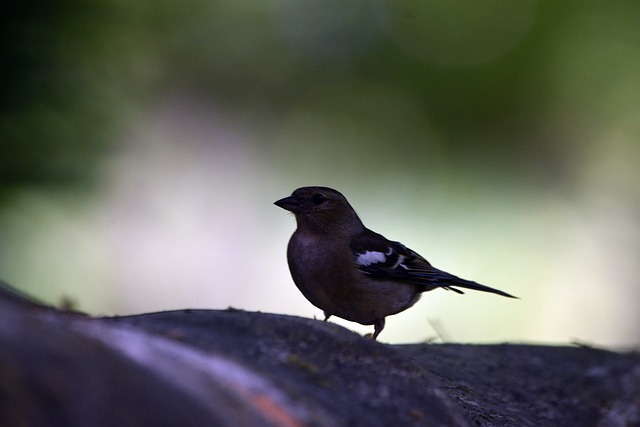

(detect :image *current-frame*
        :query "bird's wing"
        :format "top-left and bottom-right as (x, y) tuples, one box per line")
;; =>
(350, 229), (517, 298)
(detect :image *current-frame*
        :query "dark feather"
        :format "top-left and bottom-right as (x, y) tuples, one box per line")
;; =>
(351, 229), (517, 299)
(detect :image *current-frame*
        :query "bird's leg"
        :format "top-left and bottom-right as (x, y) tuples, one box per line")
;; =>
(323, 311), (331, 322)
(371, 318), (385, 341)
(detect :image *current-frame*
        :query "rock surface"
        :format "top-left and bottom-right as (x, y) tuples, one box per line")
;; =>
(0, 282), (638, 426)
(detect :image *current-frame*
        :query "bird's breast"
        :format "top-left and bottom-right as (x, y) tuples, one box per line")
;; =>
(286, 231), (422, 325)
(287, 232), (350, 283)
(287, 232), (354, 303)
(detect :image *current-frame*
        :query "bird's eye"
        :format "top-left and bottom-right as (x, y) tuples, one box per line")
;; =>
(311, 193), (326, 205)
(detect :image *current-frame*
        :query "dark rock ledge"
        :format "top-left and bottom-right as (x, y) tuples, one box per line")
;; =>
(0, 282), (638, 427)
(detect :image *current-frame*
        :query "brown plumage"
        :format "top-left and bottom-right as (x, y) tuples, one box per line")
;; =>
(275, 186), (517, 340)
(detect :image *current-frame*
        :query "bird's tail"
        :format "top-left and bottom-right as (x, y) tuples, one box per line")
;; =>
(431, 270), (518, 299)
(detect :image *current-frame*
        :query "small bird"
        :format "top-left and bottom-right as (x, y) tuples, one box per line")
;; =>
(275, 186), (517, 340)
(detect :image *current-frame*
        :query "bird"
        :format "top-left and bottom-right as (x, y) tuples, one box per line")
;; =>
(274, 186), (517, 340)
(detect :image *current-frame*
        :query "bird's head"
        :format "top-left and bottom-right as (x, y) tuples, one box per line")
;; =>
(275, 186), (363, 234)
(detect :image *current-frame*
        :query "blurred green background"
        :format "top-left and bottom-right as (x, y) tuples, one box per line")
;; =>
(2, 0), (639, 346)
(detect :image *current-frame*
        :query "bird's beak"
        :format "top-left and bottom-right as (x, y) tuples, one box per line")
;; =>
(274, 195), (303, 213)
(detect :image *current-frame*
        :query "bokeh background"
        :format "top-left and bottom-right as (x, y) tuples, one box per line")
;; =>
(2, 0), (639, 346)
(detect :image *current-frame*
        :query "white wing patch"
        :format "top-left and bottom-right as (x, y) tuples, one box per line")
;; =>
(356, 251), (387, 266)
